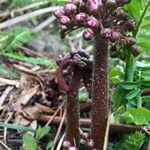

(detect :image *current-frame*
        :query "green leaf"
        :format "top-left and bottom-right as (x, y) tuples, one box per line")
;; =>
(35, 126), (50, 142)
(78, 91), (89, 102)
(109, 66), (124, 84)
(0, 27), (32, 53)
(0, 122), (35, 132)
(141, 81), (150, 88)
(46, 141), (54, 150)
(121, 82), (138, 90)
(113, 85), (128, 109)
(115, 131), (145, 150)
(125, 0), (150, 52)
(126, 89), (140, 100)
(4, 52), (58, 68)
(0, 63), (17, 79)
(121, 108), (150, 125)
(23, 134), (37, 150)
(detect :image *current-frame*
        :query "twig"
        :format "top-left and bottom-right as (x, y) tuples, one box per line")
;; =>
(13, 64), (43, 81)
(33, 15), (56, 32)
(0, 86), (14, 108)
(0, 77), (19, 87)
(18, 46), (45, 58)
(0, 140), (11, 150)
(12, 1), (50, 14)
(0, 6), (61, 29)
(45, 102), (65, 127)
(4, 113), (13, 144)
(56, 133), (65, 150)
(51, 109), (66, 150)
(37, 115), (150, 135)
(35, 103), (54, 114)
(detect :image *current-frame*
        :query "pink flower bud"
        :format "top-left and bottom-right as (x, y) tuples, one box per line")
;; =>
(68, 146), (78, 150)
(82, 132), (89, 140)
(102, 28), (112, 38)
(69, 0), (82, 6)
(62, 140), (71, 148)
(75, 13), (87, 23)
(59, 16), (71, 25)
(87, 17), (99, 29)
(88, 0), (100, 14)
(110, 31), (121, 42)
(125, 19), (136, 31)
(87, 139), (94, 148)
(64, 3), (77, 15)
(54, 8), (65, 18)
(83, 28), (93, 41)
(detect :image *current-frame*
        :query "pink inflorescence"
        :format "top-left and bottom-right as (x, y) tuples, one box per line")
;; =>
(54, 0), (140, 57)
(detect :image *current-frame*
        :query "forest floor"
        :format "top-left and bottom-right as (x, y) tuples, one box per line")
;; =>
(0, 0), (150, 150)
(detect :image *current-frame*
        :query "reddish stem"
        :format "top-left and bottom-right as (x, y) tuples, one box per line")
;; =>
(91, 29), (109, 149)
(66, 68), (81, 146)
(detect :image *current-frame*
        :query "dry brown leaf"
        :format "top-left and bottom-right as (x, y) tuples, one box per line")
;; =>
(14, 114), (31, 126)
(22, 105), (42, 120)
(20, 74), (39, 90)
(35, 103), (54, 114)
(13, 86), (38, 110)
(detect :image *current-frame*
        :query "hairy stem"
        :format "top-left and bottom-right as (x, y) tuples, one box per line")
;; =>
(91, 30), (109, 150)
(66, 68), (81, 146)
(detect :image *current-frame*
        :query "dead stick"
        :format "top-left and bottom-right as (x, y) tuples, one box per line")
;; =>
(0, 6), (61, 29)
(0, 86), (14, 108)
(0, 78), (19, 87)
(45, 102), (65, 127)
(50, 109), (66, 150)
(37, 115), (150, 135)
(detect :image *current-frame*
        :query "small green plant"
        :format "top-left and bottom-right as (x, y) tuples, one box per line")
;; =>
(21, 126), (52, 150)
(0, 27), (32, 53)
(115, 131), (146, 150)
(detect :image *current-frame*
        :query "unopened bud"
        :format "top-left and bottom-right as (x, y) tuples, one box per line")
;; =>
(110, 31), (121, 42)
(82, 132), (89, 140)
(59, 16), (71, 25)
(125, 19), (136, 31)
(102, 28), (112, 38)
(64, 3), (77, 15)
(131, 45), (140, 57)
(88, 0), (100, 14)
(87, 17), (99, 29)
(75, 13), (87, 23)
(87, 139), (94, 148)
(63, 140), (71, 148)
(83, 28), (93, 41)
(54, 8), (65, 18)
(68, 146), (78, 150)
(69, 0), (82, 6)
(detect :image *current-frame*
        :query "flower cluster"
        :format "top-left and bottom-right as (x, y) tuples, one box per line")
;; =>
(54, 0), (140, 59)
(56, 50), (92, 93)
(79, 128), (97, 149)
(62, 128), (97, 150)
